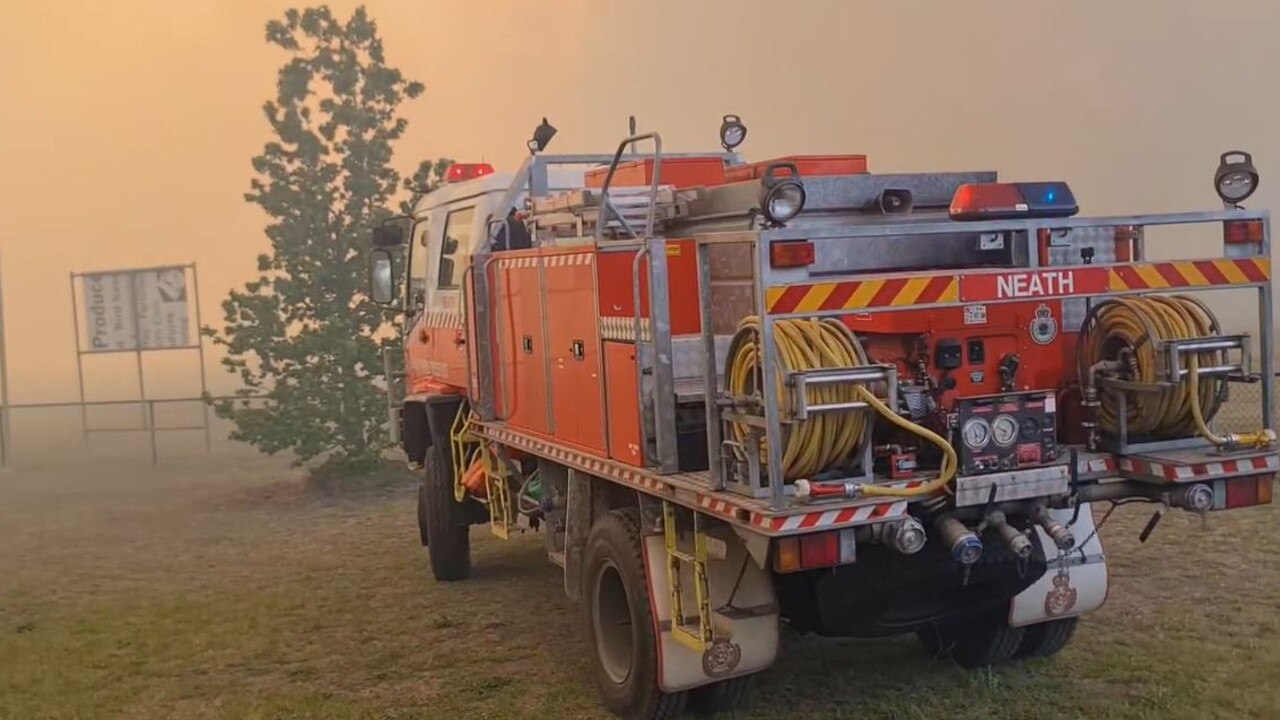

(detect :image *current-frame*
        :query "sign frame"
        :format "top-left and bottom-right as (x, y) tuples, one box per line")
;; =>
(69, 263), (211, 461)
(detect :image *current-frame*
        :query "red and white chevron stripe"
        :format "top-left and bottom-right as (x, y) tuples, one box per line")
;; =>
(1119, 453), (1278, 481)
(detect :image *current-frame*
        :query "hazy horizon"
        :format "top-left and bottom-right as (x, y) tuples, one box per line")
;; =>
(3, 0), (1279, 408)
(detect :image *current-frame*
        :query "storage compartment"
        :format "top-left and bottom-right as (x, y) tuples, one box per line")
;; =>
(723, 154), (869, 183)
(596, 241), (702, 337)
(544, 251), (606, 453)
(495, 256), (549, 435)
(603, 341), (643, 466)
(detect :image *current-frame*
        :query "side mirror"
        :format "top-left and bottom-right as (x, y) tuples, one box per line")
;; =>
(372, 223), (405, 248)
(369, 249), (396, 305)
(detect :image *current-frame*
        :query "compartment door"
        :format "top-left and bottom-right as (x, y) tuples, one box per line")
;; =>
(495, 256), (549, 435)
(544, 252), (606, 453)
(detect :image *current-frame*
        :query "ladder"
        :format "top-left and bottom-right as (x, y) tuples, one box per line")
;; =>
(662, 501), (714, 651)
(529, 185), (702, 241)
(482, 446), (514, 540)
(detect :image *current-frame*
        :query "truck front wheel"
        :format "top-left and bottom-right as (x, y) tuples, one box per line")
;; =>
(422, 444), (471, 581)
(582, 508), (686, 720)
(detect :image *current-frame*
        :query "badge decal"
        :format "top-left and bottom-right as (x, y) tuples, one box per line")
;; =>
(701, 639), (742, 677)
(1030, 304), (1058, 345)
(1044, 568), (1079, 616)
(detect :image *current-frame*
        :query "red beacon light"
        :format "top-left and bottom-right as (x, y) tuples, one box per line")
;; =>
(445, 163), (496, 183)
(950, 181), (1079, 221)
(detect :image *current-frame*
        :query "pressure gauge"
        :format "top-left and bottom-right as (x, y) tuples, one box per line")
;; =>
(962, 417), (993, 450)
(992, 414), (1019, 447)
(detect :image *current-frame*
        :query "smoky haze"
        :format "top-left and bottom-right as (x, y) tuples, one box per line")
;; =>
(0, 0), (1277, 415)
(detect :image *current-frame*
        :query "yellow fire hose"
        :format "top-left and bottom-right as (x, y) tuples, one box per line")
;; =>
(725, 316), (957, 497)
(1079, 295), (1271, 447)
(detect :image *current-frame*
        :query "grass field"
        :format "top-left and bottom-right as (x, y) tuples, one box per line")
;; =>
(2, 458), (1278, 720)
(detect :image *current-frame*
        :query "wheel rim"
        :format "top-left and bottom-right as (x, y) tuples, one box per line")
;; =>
(592, 559), (635, 685)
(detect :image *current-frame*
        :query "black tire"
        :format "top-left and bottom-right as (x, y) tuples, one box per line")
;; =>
(918, 606), (1026, 668)
(1014, 617), (1078, 660)
(417, 481), (430, 546)
(423, 444), (471, 582)
(582, 508), (686, 720)
(688, 674), (753, 716)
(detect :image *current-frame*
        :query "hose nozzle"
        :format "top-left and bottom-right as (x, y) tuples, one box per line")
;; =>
(987, 511), (1033, 560)
(1034, 509), (1075, 551)
(935, 514), (983, 565)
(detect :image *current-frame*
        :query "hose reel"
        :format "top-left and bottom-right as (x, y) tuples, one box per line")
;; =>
(1077, 294), (1272, 448)
(724, 316), (956, 498)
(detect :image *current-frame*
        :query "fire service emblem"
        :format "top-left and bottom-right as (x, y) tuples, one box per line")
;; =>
(701, 639), (742, 677)
(1044, 569), (1078, 616)
(1029, 304), (1058, 345)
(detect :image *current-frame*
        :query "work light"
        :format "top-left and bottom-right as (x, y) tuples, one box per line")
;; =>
(1214, 151), (1258, 205)
(719, 114), (747, 152)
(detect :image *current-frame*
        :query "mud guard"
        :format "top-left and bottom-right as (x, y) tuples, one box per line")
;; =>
(1009, 503), (1109, 627)
(639, 527), (779, 693)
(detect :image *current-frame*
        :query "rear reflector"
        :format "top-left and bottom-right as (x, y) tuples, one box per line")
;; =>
(1223, 219), (1265, 244)
(770, 240), (816, 268)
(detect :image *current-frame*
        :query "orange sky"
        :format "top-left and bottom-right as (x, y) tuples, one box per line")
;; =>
(2, 0), (1279, 403)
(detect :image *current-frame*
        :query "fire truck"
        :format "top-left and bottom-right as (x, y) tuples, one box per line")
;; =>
(368, 119), (1275, 719)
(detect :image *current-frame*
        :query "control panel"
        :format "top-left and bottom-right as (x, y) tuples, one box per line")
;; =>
(954, 390), (1057, 475)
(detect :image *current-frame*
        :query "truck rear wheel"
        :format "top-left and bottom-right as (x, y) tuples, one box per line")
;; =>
(688, 674), (753, 716)
(582, 508), (686, 720)
(918, 606), (1025, 668)
(1014, 617), (1078, 660)
(423, 444), (471, 582)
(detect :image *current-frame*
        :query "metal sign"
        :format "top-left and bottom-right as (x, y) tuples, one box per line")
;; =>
(69, 263), (211, 462)
(81, 267), (191, 352)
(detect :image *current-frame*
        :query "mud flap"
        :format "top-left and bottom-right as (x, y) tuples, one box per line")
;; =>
(639, 530), (779, 693)
(1009, 503), (1109, 627)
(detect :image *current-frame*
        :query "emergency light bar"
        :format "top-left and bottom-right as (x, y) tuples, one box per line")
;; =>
(446, 163), (495, 183)
(949, 181), (1078, 221)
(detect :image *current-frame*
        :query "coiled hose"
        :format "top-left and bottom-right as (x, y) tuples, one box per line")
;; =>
(725, 316), (957, 497)
(1078, 295), (1268, 446)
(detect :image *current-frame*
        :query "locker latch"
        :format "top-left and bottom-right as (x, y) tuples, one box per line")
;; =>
(522, 335), (534, 354)
(570, 340), (585, 361)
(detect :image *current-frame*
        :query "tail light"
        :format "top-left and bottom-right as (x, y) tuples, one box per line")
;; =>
(1223, 219), (1264, 244)
(1211, 474), (1275, 510)
(774, 529), (856, 572)
(769, 240), (815, 268)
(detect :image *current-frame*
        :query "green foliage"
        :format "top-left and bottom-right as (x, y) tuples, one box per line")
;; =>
(207, 5), (427, 477)
(401, 157), (454, 214)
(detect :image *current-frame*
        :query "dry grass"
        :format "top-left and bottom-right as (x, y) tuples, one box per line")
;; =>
(2, 459), (1278, 719)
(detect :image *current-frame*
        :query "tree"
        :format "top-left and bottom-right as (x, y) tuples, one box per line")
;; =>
(207, 5), (426, 478)
(401, 157), (455, 214)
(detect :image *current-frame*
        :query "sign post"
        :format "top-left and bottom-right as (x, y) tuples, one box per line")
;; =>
(71, 263), (208, 462)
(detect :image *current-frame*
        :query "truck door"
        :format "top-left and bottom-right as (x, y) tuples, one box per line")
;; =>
(430, 206), (477, 392)
(404, 216), (436, 397)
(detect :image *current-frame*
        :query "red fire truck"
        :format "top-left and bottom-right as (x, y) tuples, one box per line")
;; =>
(368, 120), (1274, 719)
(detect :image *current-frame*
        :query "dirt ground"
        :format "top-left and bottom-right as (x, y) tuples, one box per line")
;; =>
(2, 458), (1278, 720)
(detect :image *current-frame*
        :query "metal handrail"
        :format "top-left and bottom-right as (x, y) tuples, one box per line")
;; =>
(594, 132), (664, 242)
